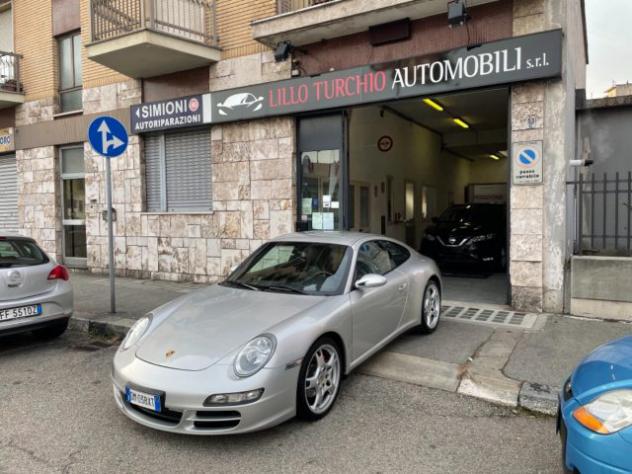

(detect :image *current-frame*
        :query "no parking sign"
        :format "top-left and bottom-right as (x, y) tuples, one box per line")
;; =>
(512, 141), (543, 185)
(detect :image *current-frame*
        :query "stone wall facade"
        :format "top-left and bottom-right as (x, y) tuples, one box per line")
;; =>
(16, 146), (61, 260)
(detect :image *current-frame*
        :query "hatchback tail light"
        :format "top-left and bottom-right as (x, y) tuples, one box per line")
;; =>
(48, 265), (70, 281)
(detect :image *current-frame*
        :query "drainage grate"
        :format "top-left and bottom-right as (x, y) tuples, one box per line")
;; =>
(441, 304), (538, 329)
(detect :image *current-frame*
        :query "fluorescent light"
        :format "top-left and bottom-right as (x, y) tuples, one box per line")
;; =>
(423, 98), (444, 112)
(490, 154), (501, 161)
(453, 117), (469, 129)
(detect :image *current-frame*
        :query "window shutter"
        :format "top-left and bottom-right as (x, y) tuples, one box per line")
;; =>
(0, 154), (18, 233)
(144, 135), (162, 212)
(164, 129), (212, 212)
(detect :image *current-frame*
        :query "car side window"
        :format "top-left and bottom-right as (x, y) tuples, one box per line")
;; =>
(378, 241), (411, 270)
(356, 241), (394, 279)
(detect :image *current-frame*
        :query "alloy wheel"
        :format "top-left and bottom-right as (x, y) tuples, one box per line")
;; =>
(304, 344), (341, 415)
(424, 283), (441, 329)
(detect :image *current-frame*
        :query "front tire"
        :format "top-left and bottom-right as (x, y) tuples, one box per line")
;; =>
(419, 280), (441, 334)
(32, 318), (69, 340)
(296, 337), (342, 421)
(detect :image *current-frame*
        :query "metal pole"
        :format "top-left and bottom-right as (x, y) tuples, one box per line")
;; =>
(106, 157), (116, 313)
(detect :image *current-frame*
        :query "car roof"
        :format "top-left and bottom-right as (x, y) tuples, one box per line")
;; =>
(271, 231), (400, 247)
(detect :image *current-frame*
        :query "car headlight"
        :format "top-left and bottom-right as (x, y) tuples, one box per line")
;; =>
(424, 234), (436, 241)
(469, 233), (495, 244)
(573, 390), (632, 434)
(121, 315), (152, 351)
(234, 334), (277, 378)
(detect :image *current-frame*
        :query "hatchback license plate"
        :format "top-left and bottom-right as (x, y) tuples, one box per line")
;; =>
(125, 387), (162, 412)
(0, 304), (42, 322)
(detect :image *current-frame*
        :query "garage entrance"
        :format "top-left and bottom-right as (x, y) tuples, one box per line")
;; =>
(297, 87), (510, 306)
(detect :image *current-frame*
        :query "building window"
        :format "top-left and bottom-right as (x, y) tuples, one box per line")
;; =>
(58, 32), (82, 112)
(144, 129), (212, 212)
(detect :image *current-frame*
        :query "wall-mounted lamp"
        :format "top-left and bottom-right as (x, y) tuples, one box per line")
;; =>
(274, 41), (293, 62)
(489, 154), (501, 161)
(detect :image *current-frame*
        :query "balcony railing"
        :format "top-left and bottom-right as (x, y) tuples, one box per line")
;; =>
(0, 51), (23, 94)
(91, 0), (218, 46)
(277, 0), (336, 14)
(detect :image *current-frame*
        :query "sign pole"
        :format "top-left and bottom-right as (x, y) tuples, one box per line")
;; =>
(105, 157), (116, 313)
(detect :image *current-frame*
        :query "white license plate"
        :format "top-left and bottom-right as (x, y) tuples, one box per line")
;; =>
(125, 387), (162, 412)
(0, 304), (42, 322)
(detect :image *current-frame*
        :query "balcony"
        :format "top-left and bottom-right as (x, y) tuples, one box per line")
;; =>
(87, 0), (221, 78)
(0, 52), (25, 109)
(252, 0), (498, 47)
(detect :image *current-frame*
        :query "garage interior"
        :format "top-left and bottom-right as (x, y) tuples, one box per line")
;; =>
(348, 87), (510, 305)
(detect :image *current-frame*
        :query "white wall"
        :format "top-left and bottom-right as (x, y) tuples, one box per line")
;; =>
(349, 106), (507, 246)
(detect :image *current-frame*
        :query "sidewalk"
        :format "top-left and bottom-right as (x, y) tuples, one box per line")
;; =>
(69, 271), (632, 415)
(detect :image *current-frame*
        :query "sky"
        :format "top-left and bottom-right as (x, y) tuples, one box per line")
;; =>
(585, 0), (632, 98)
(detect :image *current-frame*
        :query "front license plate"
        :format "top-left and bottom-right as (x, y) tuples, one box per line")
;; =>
(125, 387), (162, 413)
(0, 304), (42, 322)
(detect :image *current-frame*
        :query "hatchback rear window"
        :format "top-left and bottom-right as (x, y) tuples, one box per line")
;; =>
(0, 239), (49, 268)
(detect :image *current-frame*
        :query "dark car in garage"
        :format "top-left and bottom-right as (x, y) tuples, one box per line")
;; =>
(420, 203), (507, 272)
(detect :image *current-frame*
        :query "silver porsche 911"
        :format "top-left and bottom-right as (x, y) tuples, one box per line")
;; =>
(112, 232), (442, 435)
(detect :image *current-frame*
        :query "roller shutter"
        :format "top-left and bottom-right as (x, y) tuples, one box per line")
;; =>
(144, 129), (212, 212)
(0, 154), (18, 233)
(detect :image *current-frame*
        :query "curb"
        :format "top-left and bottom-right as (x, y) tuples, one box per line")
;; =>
(69, 315), (559, 416)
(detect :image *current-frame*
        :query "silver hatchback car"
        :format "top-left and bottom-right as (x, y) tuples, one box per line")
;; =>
(0, 235), (73, 339)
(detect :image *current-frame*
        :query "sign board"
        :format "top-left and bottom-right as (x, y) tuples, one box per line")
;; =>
(131, 94), (211, 134)
(512, 141), (543, 185)
(129, 29), (563, 133)
(0, 127), (15, 153)
(88, 116), (129, 158)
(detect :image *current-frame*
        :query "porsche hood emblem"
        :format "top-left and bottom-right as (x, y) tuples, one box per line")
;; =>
(165, 349), (176, 359)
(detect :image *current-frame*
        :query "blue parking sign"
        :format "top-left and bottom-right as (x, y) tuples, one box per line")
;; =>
(88, 116), (128, 158)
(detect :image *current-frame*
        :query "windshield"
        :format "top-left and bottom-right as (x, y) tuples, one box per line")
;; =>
(0, 238), (49, 268)
(225, 241), (353, 296)
(438, 205), (478, 224)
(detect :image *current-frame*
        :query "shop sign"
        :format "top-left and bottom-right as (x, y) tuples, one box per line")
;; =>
(130, 30), (562, 132)
(0, 127), (15, 153)
(378, 136), (393, 152)
(130, 95), (211, 134)
(512, 141), (543, 185)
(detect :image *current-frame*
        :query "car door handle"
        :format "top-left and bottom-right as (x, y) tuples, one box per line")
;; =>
(398, 283), (408, 292)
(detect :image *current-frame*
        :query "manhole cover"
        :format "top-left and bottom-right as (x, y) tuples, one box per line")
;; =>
(441, 304), (539, 329)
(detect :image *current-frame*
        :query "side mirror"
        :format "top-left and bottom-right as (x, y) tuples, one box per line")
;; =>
(355, 274), (387, 290)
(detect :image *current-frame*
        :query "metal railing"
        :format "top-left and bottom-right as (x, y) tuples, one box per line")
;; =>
(277, 0), (336, 14)
(91, 0), (217, 46)
(0, 51), (23, 94)
(567, 171), (632, 256)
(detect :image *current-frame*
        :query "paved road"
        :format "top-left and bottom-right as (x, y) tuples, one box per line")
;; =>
(0, 331), (561, 474)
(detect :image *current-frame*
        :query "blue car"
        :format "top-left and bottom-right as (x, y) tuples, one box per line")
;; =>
(558, 336), (632, 473)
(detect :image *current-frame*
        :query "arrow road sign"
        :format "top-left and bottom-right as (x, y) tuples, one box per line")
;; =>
(88, 116), (128, 158)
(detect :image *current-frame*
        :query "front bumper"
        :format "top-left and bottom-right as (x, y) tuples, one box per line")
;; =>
(559, 388), (632, 473)
(0, 282), (73, 335)
(112, 352), (298, 435)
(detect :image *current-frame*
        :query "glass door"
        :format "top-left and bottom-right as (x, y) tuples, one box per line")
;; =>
(297, 114), (346, 231)
(60, 146), (87, 267)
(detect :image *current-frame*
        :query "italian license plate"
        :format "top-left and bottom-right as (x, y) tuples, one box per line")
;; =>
(125, 387), (162, 413)
(0, 304), (42, 322)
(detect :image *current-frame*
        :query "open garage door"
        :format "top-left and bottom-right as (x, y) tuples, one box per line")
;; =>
(348, 88), (509, 306)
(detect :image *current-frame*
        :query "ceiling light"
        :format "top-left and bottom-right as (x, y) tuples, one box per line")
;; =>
(453, 118), (469, 129)
(423, 98), (444, 112)
(490, 154), (501, 161)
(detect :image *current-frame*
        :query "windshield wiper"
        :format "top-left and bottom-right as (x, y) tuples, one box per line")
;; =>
(258, 284), (307, 295)
(221, 280), (260, 291)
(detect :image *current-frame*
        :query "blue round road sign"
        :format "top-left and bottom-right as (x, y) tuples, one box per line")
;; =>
(519, 148), (538, 166)
(88, 116), (129, 158)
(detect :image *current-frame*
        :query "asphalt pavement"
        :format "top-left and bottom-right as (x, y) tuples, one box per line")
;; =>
(0, 330), (561, 474)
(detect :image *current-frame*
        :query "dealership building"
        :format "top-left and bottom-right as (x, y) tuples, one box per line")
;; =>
(4, 0), (625, 317)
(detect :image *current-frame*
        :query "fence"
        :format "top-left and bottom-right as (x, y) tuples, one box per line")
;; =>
(0, 51), (22, 93)
(567, 171), (632, 256)
(91, 0), (217, 46)
(277, 0), (336, 14)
